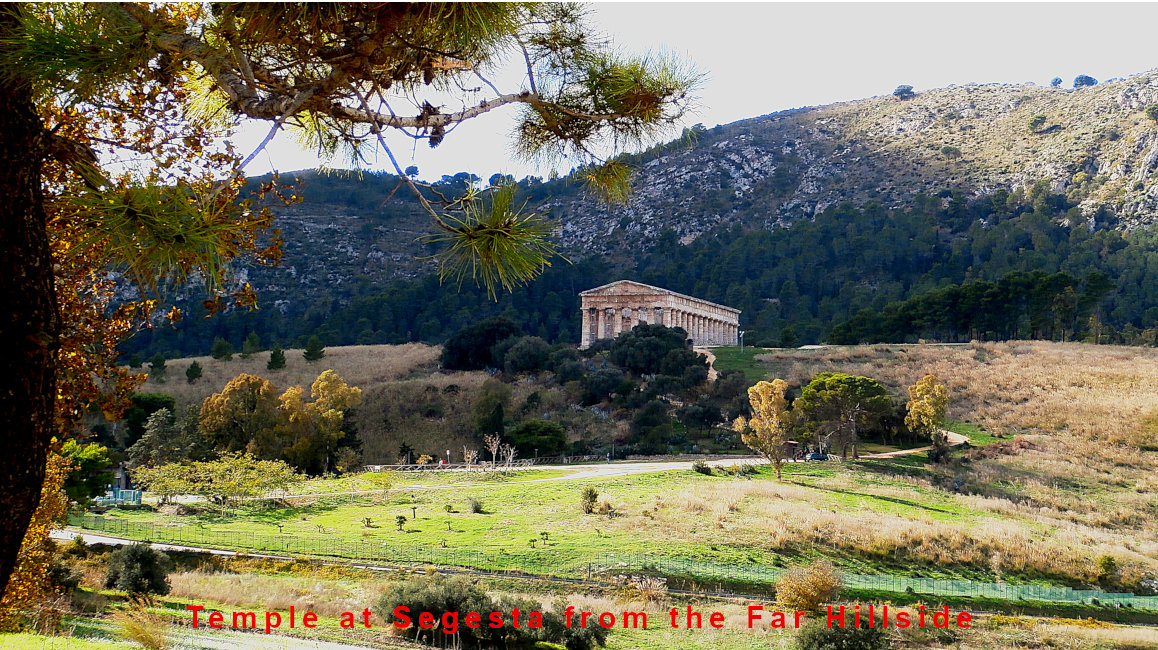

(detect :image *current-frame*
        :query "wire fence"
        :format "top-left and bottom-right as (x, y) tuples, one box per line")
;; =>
(71, 514), (1158, 609)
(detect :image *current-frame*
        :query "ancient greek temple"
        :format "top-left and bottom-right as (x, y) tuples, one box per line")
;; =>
(578, 280), (741, 348)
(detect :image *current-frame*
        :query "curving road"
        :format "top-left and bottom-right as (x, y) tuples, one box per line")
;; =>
(257, 430), (969, 501)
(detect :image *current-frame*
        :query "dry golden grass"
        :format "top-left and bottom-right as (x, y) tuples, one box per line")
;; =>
(745, 341), (1158, 587)
(145, 343), (440, 409)
(167, 571), (382, 621)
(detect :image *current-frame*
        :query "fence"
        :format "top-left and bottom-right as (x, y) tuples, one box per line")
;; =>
(71, 514), (1158, 610)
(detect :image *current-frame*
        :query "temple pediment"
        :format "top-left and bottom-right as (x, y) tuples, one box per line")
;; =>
(578, 280), (670, 297)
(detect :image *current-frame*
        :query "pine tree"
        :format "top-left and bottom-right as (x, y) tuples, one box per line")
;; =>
(240, 332), (261, 359)
(267, 345), (286, 371)
(210, 337), (234, 361)
(148, 353), (166, 384)
(303, 336), (326, 363)
(185, 361), (202, 384)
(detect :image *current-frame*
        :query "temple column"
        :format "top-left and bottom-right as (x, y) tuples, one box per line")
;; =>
(581, 307), (591, 348)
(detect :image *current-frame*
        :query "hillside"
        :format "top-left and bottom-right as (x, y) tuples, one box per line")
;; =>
(551, 71), (1158, 255)
(122, 72), (1158, 356)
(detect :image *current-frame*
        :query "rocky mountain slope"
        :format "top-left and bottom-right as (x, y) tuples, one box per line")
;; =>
(136, 70), (1158, 351)
(549, 70), (1158, 255)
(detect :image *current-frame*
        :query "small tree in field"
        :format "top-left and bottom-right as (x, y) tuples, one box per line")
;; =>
(1074, 74), (1098, 88)
(905, 374), (950, 461)
(240, 332), (261, 359)
(1028, 114), (1047, 133)
(484, 434), (502, 466)
(210, 337), (234, 361)
(1147, 105), (1158, 123)
(185, 361), (202, 384)
(1050, 76), (1063, 88)
(733, 379), (794, 480)
(303, 335), (326, 363)
(148, 353), (167, 383)
(267, 345), (286, 371)
(775, 561), (842, 612)
(892, 84), (915, 100)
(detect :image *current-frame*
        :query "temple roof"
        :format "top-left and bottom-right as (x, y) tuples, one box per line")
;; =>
(579, 280), (741, 314)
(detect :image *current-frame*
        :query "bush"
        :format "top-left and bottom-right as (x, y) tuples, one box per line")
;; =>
(1146, 105), (1158, 123)
(580, 486), (599, 514)
(502, 336), (551, 374)
(794, 617), (891, 650)
(1027, 114), (1047, 132)
(892, 85), (914, 100)
(376, 576), (605, 650)
(441, 317), (521, 370)
(469, 498), (484, 514)
(1050, 76), (1063, 88)
(775, 561), (842, 612)
(105, 544), (172, 596)
(692, 460), (712, 475)
(507, 419), (567, 457)
(1073, 74), (1098, 88)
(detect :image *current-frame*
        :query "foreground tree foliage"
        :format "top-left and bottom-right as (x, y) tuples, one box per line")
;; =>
(0, 1), (698, 595)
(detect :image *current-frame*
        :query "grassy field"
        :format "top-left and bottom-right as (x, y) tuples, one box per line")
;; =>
(86, 444), (1153, 593)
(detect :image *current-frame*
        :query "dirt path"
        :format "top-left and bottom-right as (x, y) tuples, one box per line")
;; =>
(693, 347), (718, 381)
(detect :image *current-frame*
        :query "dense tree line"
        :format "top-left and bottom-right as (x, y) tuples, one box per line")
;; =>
(829, 270), (1114, 344)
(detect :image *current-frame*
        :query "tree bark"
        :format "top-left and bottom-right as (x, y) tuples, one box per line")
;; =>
(0, 9), (57, 596)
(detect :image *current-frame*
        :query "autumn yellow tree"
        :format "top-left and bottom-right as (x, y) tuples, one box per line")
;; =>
(275, 370), (363, 474)
(199, 374), (282, 454)
(733, 379), (794, 480)
(905, 374), (950, 459)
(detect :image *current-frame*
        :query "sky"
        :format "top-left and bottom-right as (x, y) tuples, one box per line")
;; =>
(233, 2), (1158, 183)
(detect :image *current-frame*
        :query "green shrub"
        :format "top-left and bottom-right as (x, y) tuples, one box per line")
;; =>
(469, 498), (484, 514)
(794, 617), (891, 650)
(1146, 105), (1158, 123)
(692, 460), (713, 475)
(105, 544), (172, 596)
(376, 576), (606, 650)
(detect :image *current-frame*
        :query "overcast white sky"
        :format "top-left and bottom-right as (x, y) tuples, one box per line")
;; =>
(233, 2), (1158, 182)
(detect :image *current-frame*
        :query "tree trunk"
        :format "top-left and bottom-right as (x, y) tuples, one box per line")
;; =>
(0, 9), (57, 597)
